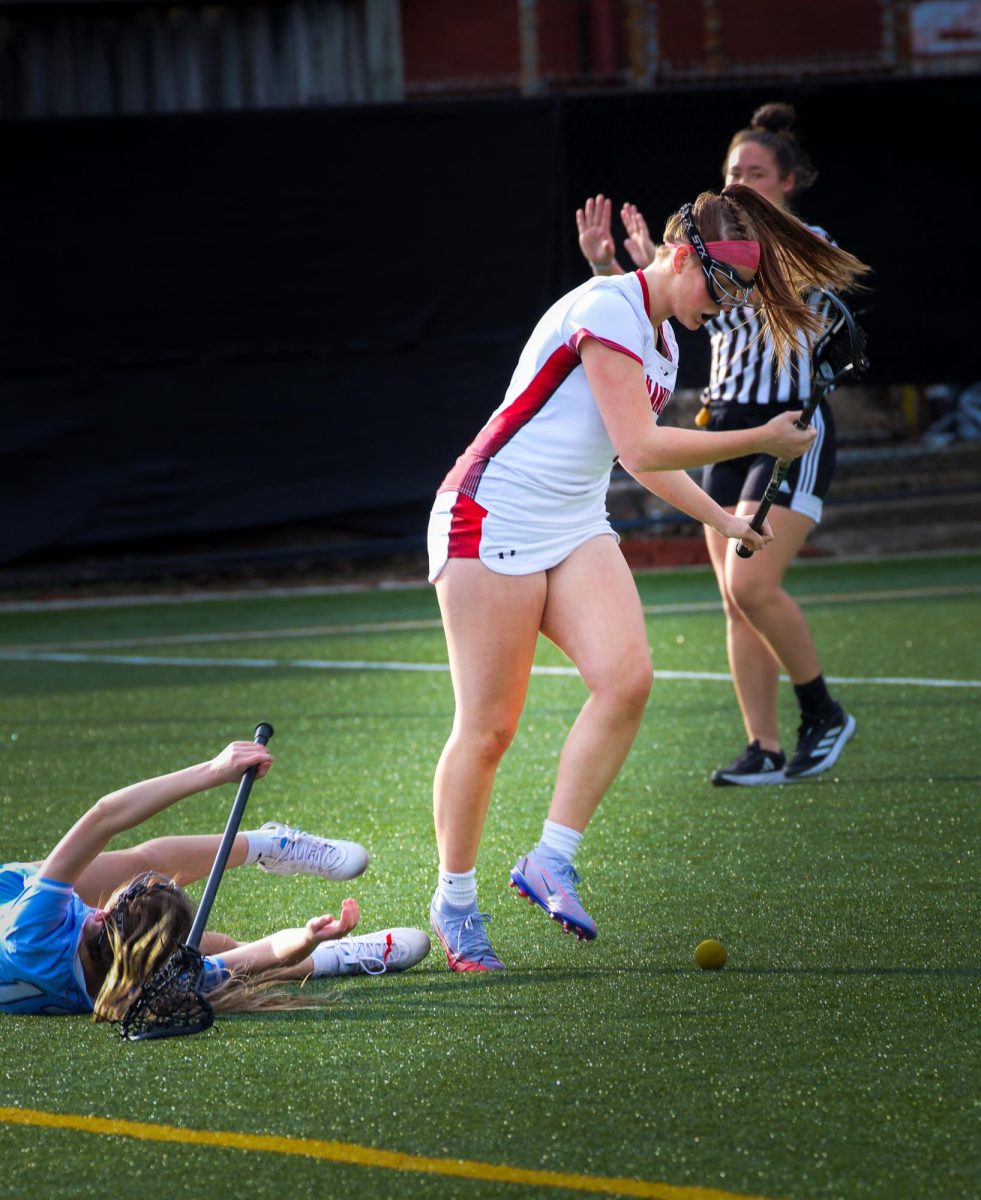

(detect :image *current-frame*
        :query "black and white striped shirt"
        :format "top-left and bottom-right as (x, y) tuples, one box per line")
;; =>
(704, 224), (833, 407)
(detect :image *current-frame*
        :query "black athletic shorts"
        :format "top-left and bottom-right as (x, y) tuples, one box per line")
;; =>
(700, 400), (837, 523)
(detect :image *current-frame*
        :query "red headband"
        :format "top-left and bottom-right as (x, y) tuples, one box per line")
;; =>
(668, 240), (760, 272)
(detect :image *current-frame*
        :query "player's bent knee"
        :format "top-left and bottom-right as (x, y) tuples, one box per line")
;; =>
(468, 722), (519, 764)
(591, 660), (652, 714)
(621, 664), (654, 712)
(128, 839), (175, 876)
(727, 578), (776, 620)
(720, 590), (748, 623)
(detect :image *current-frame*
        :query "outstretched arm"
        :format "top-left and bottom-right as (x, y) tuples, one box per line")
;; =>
(625, 466), (773, 552)
(216, 897), (361, 975)
(576, 194), (625, 276)
(40, 742), (273, 887)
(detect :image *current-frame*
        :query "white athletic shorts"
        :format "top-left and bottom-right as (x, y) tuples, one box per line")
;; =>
(427, 490), (618, 582)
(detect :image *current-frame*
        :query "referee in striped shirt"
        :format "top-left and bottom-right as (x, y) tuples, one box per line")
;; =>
(577, 102), (858, 786)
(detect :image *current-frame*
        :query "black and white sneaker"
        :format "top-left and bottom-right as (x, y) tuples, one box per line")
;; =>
(711, 740), (786, 786)
(784, 705), (856, 780)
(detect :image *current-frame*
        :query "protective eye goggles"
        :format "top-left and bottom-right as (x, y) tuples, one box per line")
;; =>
(677, 202), (757, 308)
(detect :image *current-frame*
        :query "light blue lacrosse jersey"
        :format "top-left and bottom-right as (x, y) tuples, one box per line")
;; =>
(0, 863), (228, 1016)
(0, 864), (95, 1014)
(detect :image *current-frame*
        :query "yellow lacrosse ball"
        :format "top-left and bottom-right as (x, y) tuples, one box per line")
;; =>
(694, 938), (728, 970)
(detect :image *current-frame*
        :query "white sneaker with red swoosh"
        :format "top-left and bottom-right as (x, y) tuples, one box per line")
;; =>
(312, 928), (431, 976)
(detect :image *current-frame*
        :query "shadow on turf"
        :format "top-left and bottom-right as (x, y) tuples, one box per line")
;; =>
(775, 774), (981, 786)
(399, 964), (981, 981)
(709, 965), (981, 976)
(203, 960), (981, 1030)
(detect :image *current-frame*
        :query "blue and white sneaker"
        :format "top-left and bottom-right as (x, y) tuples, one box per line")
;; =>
(509, 850), (598, 941)
(429, 897), (505, 972)
(784, 705), (856, 780)
(255, 821), (369, 881)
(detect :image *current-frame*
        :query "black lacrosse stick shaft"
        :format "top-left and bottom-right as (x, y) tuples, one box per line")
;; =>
(734, 398), (821, 559)
(186, 722), (274, 950)
(735, 290), (867, 560)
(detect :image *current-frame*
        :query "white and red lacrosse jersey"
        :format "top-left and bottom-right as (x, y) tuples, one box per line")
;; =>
(437, 270), (678, 537)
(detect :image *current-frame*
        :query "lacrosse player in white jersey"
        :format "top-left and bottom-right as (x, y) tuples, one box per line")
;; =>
(579, 104), (862, 788)
(427, 185), (870, 972)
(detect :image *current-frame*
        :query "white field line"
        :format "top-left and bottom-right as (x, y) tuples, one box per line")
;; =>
(0, 581), (430, 613)
(2, 584), (979, 655)
(2, 618), (446, 652)
(0, 649), (977, 689)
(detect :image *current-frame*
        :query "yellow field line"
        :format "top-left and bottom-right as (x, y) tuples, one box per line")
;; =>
(0, 1105), (774, 1200)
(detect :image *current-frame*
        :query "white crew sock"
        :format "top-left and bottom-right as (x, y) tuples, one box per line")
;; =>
(435, 866), (477, 910)
(242, 828), (284, 866)
(535, 819), (583, 866)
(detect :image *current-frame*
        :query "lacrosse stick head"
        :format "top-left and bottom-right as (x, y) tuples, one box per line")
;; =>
(118, 944), (215, 1042)
(812, 290), (869, 389)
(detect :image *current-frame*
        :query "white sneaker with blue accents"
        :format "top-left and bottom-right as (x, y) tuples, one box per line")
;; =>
(255, 821), (369, 881)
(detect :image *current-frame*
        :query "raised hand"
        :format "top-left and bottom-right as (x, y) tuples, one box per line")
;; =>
(620, 202), (656, 268)
(208, 741), (273, 784)
(305, 897), (360, 944)
(575, 194), (617, 268)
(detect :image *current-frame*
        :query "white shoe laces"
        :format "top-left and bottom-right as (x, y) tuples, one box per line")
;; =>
(277, 827), (344, 871)
(441, 909), (493, 957)
(335, 932), (395, 976)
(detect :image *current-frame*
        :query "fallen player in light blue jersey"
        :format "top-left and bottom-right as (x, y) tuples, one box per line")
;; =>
(1, 740), (429, 1020)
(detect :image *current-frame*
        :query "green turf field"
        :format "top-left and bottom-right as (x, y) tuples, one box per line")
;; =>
(1, 553), (979, 1200)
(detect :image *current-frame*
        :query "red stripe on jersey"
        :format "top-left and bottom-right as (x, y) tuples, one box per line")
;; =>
(447, 493), (487, 559)
(570, 327), (642, 363)
(439, 344), (580, 497)
(635, 270), (673, 365)
(635, 269), (650, 314)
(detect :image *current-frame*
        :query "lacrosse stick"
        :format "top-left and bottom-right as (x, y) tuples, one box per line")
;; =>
(118, 722), (274, 1041)
(735, 291), (869, 558)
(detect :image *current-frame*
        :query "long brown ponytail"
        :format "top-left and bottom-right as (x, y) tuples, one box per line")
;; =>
(663, 184), (870, 370)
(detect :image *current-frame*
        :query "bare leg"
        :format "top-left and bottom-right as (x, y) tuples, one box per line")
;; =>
(69, 835), (251, 908)
(706, 517), (782, 750)
(260, 959), (315, 980)
(199, 931), (241, 955)
(705, 503), (819, 752)
(433, 559), (547, 872)
(728, 502), (820, 683)
(540, 536), (652, 830)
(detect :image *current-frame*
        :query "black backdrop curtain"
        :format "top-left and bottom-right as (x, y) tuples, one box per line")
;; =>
(1, 75), (976, 565)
